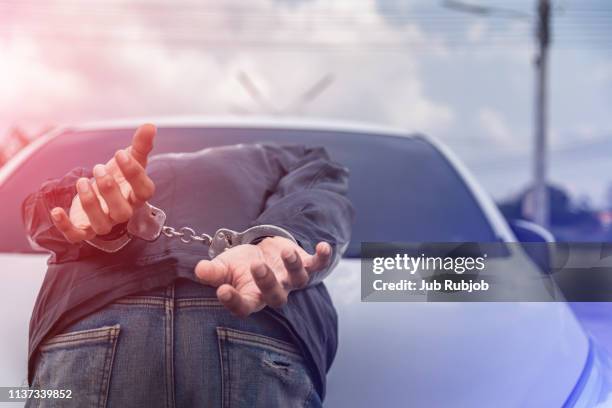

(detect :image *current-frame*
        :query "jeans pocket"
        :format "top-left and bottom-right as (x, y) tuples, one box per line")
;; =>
(27, 325), (121, 408)
(216, 327), (315, 408)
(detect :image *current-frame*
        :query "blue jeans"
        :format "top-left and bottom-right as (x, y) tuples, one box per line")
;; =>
(27, 279), (322, 407)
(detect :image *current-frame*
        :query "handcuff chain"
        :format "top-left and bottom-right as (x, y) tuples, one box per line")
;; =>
(161, 225), (213, 246)
(92, 202), (297, 257)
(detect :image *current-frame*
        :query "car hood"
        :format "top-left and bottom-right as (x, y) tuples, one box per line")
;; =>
(324, 258), (589, 408)
(0, 254), (47, 388)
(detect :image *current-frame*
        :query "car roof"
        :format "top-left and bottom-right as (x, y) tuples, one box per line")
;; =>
(65, 115), (419, 139)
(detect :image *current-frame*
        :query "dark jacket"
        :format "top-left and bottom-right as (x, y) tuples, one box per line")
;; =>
(22, 143), (354, 398)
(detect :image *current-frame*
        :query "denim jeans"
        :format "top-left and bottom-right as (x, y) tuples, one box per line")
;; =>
(27, 278), (322, 408)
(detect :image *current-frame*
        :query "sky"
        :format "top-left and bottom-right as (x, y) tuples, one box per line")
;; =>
(0, 0), (611, 205)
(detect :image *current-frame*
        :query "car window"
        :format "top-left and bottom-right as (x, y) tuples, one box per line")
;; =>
(0, 127), (499, 256)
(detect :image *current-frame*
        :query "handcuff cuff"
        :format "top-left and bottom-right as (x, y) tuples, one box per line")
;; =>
(85, 202), (297, 258)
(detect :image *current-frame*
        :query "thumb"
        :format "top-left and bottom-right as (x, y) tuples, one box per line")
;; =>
(195, 258), (230, 287)
(128, 123), (156, 168)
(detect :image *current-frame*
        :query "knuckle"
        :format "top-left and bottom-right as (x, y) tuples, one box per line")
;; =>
(122, 163), (141, 179)
(123, 206), (134, 219)
(132, 183), (152, 201)
(58, 224), (72, 235)
(138, 179), (155, 199)
(146, 181), (156, 197)
(112, 206), (133, 222)
(285, 256), (302, 269)
(81, 199), (96, 212)
(79, 193), (97, 209)
(288, 263), (302, 274)
(52, 216), (65, 228)
(253, 271), (274, 290)
(98, 177), (115, 193)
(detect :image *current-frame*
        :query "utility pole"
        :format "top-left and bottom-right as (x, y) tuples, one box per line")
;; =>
(443, 0), (552, 228)
(532, 0), (551, 228)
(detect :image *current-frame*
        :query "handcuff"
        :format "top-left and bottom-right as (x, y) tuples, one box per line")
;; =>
(85, 202), (297, 258)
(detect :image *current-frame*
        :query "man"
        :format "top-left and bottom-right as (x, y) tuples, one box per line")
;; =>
(23, 124), (353, 407)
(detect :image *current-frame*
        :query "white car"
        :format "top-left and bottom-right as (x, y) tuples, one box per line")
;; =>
(0, 117), (608, 407)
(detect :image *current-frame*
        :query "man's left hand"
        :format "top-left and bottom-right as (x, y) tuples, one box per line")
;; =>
(194, 237), (332, 317)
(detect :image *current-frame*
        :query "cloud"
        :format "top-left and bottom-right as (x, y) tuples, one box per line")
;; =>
(0, 0), (453, 137)
(0, 37), (86, 123)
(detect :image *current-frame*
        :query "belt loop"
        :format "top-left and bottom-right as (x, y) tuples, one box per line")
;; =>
(164, 282), (176, 408)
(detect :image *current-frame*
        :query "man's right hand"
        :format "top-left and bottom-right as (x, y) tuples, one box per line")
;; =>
(50, 124), (157, 243)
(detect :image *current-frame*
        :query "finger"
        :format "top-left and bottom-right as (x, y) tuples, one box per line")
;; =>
(305, 242), (333, 274)
(50, 207), (92, 243)
(251, 262), (287, 308)
(128, 124), (156, 168)
(93, 164), (133, 223)
(76, 178), (113, 235)
(115, 149), (155, 204)
(195, 258), (230, 287)
(217, 284), (257, 318)
(281, 249), (309, 289)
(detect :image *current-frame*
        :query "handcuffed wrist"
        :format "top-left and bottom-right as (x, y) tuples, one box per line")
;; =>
(244, 225), (297, 246)
(85, 234), (132, 253)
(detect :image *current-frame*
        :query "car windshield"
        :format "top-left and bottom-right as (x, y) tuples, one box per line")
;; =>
(0, 127), (499, 256)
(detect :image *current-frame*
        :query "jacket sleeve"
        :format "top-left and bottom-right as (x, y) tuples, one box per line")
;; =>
(21, 167), (96, 263)
(252, 145), (354, 285)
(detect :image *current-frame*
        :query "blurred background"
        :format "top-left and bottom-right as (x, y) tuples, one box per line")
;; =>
(0, 0), (610, 241)
(1, 2), (612, 403)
